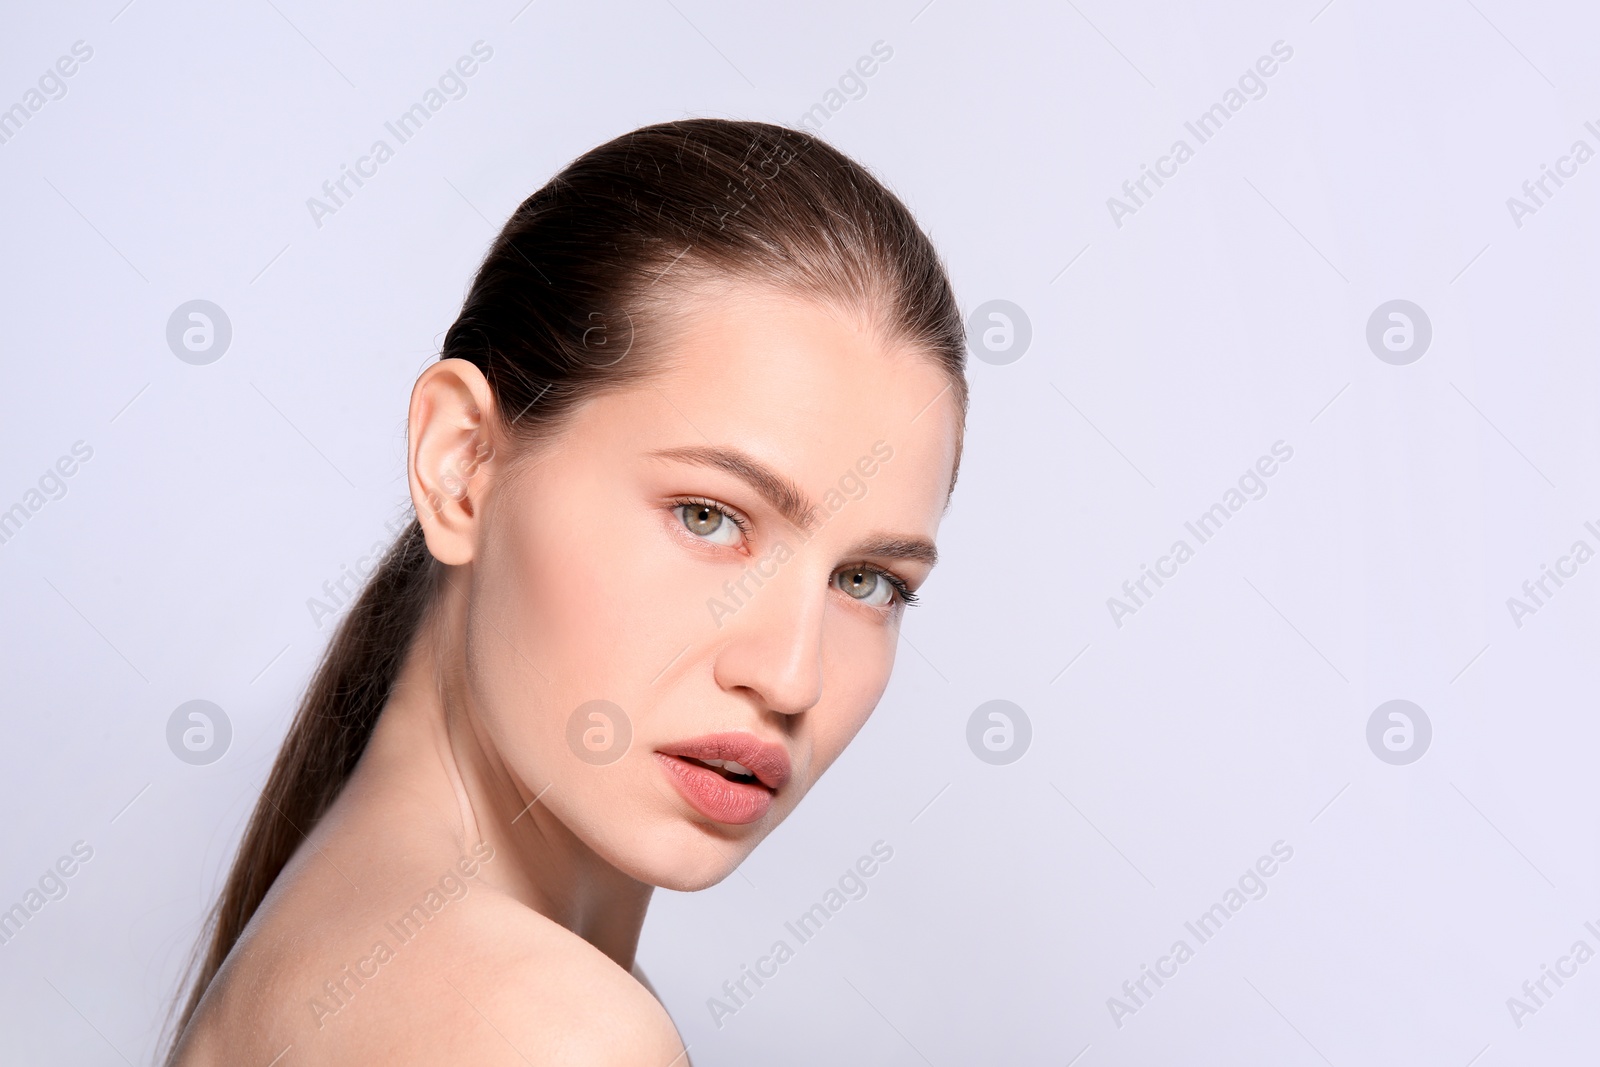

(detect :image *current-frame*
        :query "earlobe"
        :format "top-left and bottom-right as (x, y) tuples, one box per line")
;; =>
(407, 359), (498, 566)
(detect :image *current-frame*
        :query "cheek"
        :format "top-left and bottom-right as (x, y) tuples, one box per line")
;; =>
(466, 490), (719, 753)
(526, 504), (719, 692)
(801, 625), (897, 780)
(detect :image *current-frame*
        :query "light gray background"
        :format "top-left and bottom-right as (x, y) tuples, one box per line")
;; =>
(3, 0), (1597, 1063)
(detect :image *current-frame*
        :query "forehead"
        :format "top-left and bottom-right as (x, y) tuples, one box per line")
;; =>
(589, 283), (960, 530)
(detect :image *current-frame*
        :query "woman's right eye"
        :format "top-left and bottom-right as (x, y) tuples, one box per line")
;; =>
(676, 501), (745, 548)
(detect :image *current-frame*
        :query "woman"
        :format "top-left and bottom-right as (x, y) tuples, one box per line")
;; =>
(168, 118), (969, 1064)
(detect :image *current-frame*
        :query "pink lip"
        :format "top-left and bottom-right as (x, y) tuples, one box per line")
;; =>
(655, 733), (791, 826)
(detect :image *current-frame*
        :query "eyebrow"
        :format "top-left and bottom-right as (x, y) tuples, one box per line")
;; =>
(647, 444), (939, 568)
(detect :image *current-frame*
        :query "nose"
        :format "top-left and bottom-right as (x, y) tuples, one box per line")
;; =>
(710, 557), (826, 717)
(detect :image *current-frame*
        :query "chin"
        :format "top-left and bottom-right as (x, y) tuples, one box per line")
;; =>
(615, 815), (771, 892)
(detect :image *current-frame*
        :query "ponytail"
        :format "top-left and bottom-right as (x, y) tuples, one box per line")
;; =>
(168, 519), (437, 1045)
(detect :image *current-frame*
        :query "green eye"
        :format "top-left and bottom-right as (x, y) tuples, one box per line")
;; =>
(834, 565), (897, 607)
(677, 500), (744, 547)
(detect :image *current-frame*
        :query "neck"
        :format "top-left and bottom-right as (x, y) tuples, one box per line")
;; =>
(359, 569), (654, 971)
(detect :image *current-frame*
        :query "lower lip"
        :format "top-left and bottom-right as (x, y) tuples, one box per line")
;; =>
(655, 753), (774, 825)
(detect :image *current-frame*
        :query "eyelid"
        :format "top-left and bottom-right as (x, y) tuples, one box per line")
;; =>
(672, 495), (921, 610)
(672, 495), (754, 539)
(840, 561), (920, 609)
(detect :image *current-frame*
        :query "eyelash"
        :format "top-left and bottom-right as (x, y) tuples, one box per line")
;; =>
(669, 495), (919, 610)
(675, 495), (754, 539)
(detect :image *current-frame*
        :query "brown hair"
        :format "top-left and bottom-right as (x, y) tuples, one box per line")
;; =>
(169, 117), (968, 1049)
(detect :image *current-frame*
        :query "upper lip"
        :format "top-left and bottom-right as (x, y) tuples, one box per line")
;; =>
(656, 732), (792, 790)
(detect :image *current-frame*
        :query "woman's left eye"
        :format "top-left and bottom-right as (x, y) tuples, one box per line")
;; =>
(832, 565), (910, 609)
(676, 501), (745, 547)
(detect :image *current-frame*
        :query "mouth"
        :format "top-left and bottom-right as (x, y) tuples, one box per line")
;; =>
(655, 733), (792, 825)
(678, 755), (762, 784)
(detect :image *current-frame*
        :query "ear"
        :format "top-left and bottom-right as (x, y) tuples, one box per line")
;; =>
(407, 358), (499, 566)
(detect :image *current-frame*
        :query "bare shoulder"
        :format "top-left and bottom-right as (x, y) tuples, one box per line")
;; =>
(175, 860), (685, 1066)
(437, 891), (688, 1065)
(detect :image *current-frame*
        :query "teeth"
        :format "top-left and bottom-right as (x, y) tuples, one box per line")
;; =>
(697, 757), (754, 778)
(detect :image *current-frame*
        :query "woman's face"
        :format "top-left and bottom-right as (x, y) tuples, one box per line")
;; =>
(456, 284), (959, 890)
